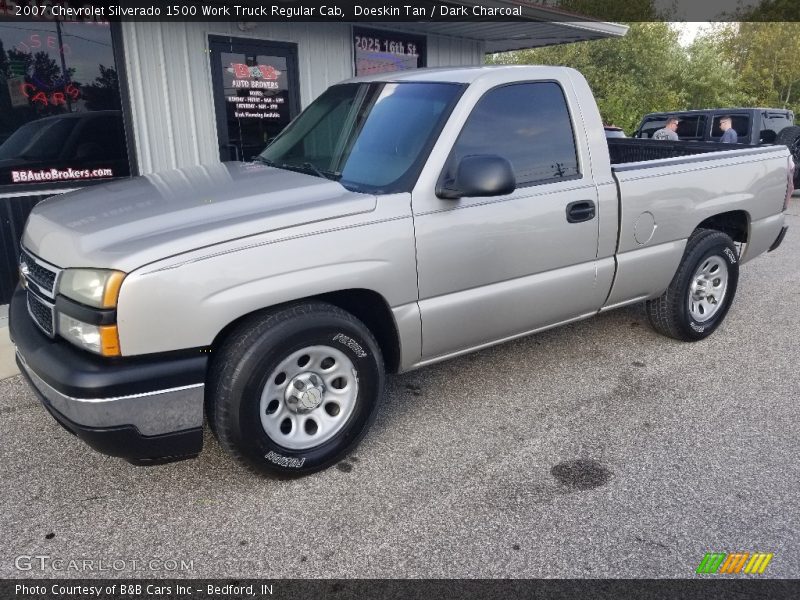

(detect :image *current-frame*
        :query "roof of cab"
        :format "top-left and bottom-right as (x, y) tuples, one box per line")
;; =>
(643, 108), (794, 117)
(341, 65), (573, 85)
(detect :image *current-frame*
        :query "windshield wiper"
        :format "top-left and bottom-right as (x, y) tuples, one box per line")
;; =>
(302, 162), (342, 181)
(282, 161), (340, 181)
(253, 156), (340, 181)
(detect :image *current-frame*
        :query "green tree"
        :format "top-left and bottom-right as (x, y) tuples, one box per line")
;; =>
(715, 22), (800, 112)
(82, 65), (119, 111)
(680, 34), (750, 109)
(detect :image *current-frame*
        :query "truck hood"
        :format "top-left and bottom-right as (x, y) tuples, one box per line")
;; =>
(22, 161), (376, 272)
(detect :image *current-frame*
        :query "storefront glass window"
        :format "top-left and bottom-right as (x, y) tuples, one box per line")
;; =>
(0, 21), (130, 187)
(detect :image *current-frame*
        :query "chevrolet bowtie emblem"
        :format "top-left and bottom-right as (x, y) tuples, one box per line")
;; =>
(19, 261), (29, 288)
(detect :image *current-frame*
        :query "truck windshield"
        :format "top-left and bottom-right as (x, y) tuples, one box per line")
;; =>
(258, 82), (463, 194)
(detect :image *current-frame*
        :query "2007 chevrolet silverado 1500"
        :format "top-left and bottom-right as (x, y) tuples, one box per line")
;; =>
(10, 66), (793, 476)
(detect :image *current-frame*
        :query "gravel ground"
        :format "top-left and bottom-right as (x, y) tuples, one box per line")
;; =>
(1, 201), (798, 580)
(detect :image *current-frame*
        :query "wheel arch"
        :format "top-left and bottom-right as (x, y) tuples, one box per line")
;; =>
(695, 210), (750, 244)
(209, 288), (403, 374)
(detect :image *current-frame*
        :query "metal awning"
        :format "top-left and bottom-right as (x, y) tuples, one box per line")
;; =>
(365, 1), (628, 53)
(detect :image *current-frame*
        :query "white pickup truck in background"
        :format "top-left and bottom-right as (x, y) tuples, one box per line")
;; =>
(10, 66), (793, 476)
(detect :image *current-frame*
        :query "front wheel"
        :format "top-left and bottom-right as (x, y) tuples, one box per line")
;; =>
(208, 302), (384, 477)
(646, 229), (739, 341)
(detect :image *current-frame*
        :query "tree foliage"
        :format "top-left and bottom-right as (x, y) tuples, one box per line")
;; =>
(714, 22), (800, 110)
(83, 65), (120, 111)
(682, 34), (750, 110)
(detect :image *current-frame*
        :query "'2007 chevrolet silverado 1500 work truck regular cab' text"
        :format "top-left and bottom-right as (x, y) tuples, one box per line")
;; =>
(10, 66), (793, 476)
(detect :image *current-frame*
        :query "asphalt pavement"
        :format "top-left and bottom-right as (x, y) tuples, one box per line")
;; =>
(1, 201), (798, 579)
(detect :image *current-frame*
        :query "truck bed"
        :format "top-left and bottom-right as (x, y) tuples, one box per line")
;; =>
(608, 138), (754, 166)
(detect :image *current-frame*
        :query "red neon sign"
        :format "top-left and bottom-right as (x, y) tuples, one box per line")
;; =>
(21, 82), (80, 106)
(16, 34), (71, 56)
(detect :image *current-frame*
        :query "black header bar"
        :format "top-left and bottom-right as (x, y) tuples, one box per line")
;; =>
(3, 579), (800, 600)
(1, 0), (799, 22)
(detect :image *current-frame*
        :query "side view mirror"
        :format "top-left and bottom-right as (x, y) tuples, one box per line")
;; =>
(437, 154), (516, 200)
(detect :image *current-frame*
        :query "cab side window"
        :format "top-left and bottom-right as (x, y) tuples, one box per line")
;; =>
(451, 82), (580, 187)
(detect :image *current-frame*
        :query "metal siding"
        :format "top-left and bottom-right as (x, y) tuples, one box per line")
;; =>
(426, 33), (484, 67)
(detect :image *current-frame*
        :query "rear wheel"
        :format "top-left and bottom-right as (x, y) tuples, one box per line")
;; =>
(646, 229), (739, 341)
(208, 302), (384, 477)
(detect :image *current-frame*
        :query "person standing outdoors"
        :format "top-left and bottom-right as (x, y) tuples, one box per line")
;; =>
(652, 117), (680, 141)
(719, 116), (738, 143)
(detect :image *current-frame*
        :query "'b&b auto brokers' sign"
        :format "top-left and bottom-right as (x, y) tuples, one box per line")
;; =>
(225, 62), (287, 121)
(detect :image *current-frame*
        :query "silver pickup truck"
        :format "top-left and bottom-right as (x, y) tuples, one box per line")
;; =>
(10, 66), (792, 476)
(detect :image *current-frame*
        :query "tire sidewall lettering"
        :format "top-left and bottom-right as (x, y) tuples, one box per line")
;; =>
(332, 332), (368, 358)
(681, 238), (739, 340)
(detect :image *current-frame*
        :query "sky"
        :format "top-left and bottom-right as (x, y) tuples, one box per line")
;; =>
(672, 22), (711, 46)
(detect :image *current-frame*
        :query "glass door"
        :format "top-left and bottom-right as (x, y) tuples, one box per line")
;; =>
(209, 36), (300, 162)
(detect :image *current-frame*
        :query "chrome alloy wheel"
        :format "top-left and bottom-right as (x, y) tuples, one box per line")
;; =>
(688, 255), (729, 322)
(259, 346), (358, 450)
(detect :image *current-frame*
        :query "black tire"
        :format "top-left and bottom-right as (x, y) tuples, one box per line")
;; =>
(646, 229), (739, 341)
(775, 125), (800, 187)
(208, 302), (384, 477)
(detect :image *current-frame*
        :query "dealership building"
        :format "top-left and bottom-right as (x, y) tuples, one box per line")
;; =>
(0, 1), (627, 303)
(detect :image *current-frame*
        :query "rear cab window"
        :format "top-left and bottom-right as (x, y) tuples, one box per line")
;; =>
(760, 112), (794, 143)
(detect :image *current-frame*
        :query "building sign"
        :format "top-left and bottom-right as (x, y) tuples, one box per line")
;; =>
(353, 27), (426, 76)
(224, 61), (287, 121)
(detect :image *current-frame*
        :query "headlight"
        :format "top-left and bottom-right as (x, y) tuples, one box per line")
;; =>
(58, 313), (120, 356)
(58, 269), (125, 308)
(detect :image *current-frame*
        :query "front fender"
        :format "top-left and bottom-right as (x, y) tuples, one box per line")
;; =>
(117, 211), (418, 356)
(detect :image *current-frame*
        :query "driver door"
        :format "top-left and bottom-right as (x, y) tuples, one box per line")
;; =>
(413, 81), (602, 360)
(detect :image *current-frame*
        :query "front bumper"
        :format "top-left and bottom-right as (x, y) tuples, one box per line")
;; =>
(9, 286), (207, 465)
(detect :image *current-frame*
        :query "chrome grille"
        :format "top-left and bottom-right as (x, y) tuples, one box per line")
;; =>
(20, 248), (61, 338)
(27, 289), (55, 337)
(20, 249), (59, 298)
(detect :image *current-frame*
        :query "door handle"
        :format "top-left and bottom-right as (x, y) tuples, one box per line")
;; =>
(566, 200), (596, 223)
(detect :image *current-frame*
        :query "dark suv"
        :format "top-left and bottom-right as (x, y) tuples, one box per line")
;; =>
(635, 108), (800, 185)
